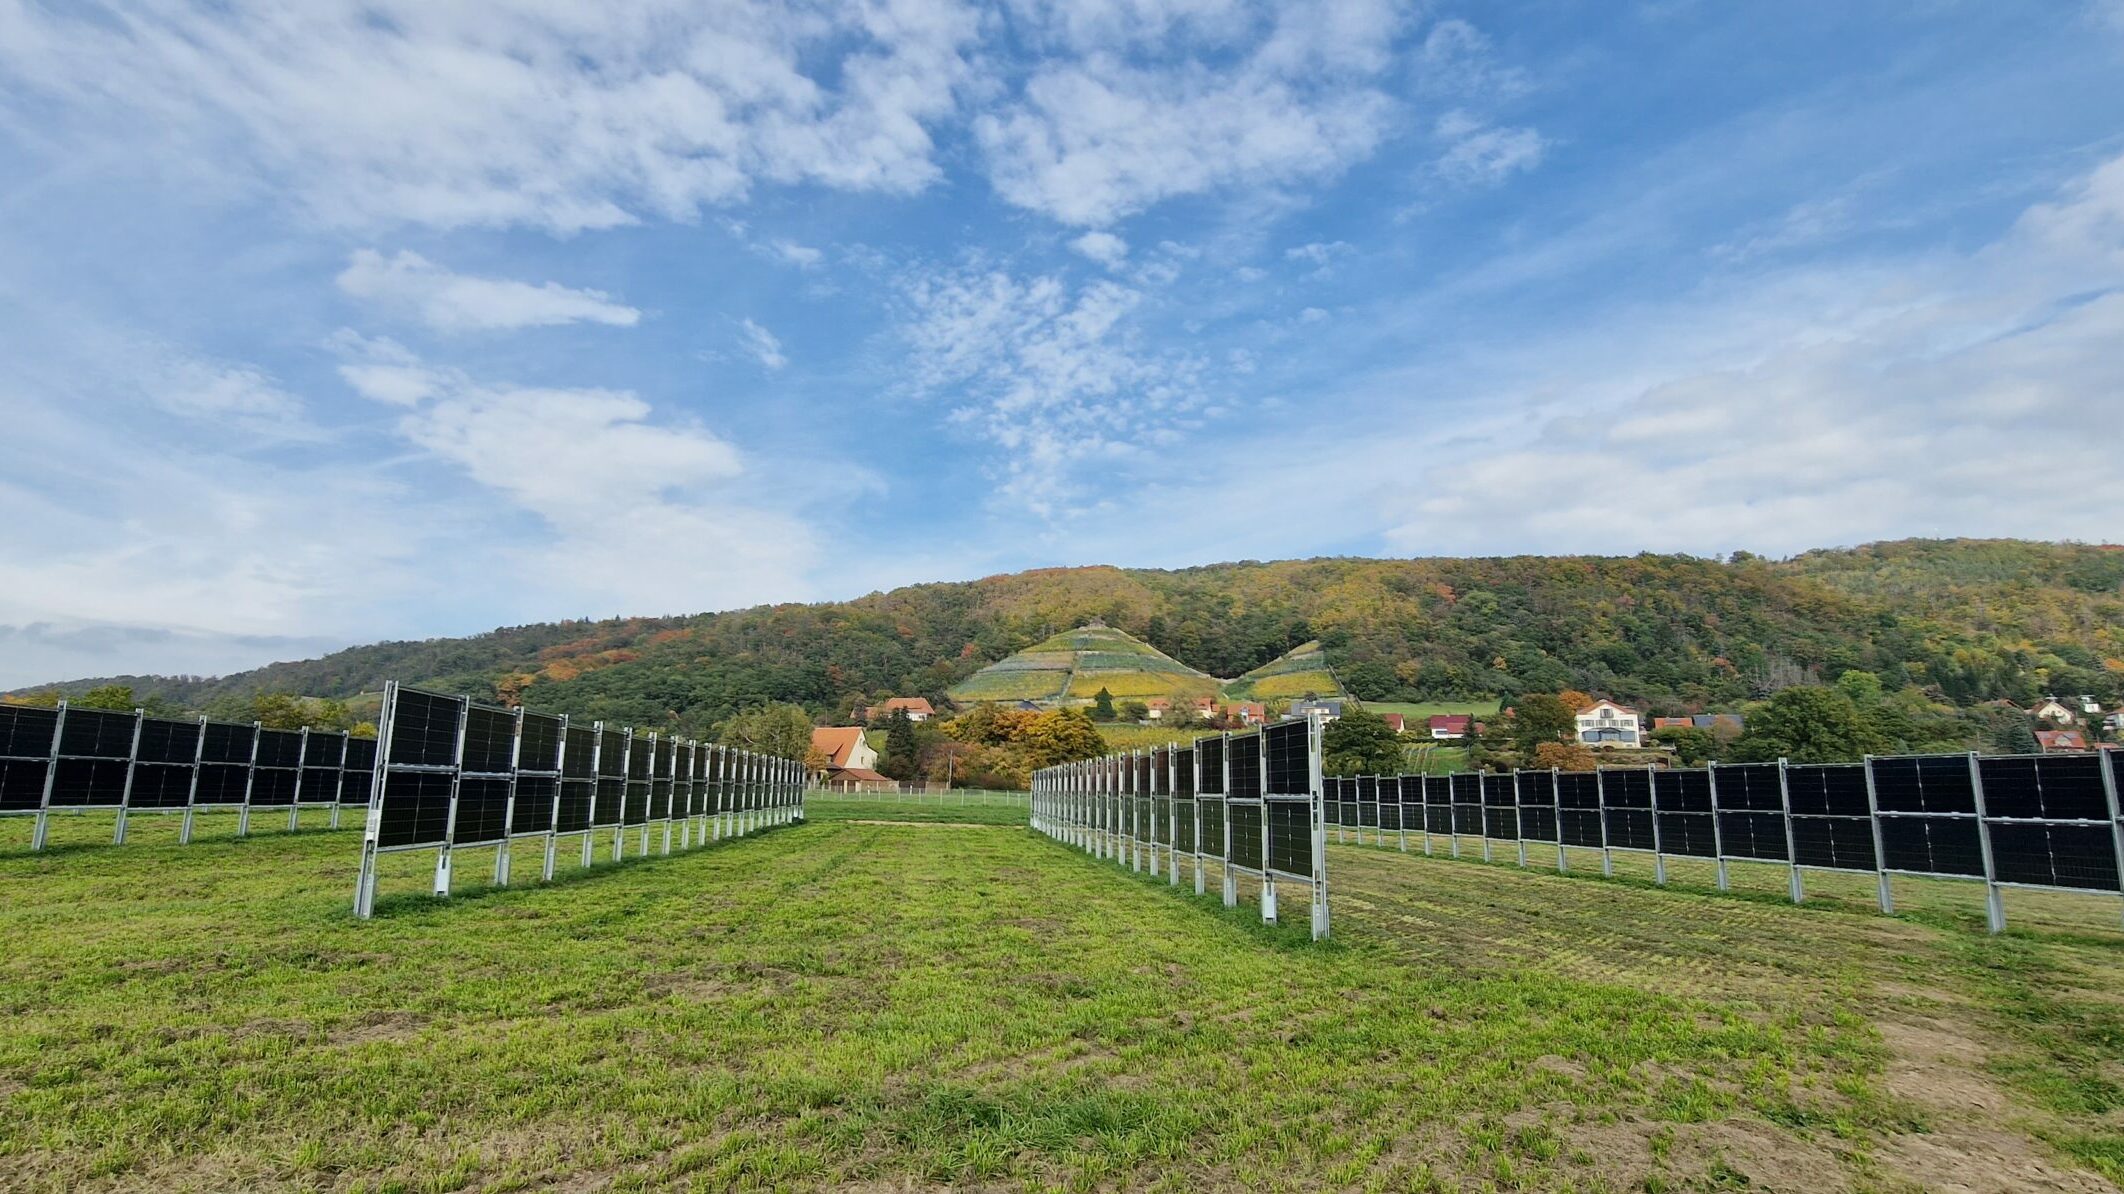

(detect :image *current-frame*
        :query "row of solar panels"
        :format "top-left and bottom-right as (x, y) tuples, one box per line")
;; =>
(0, 702), (377, 821)
(1320, 752), (2124, 894)
(364, 684), (805, 854)
(1030, 720), (1322, 883)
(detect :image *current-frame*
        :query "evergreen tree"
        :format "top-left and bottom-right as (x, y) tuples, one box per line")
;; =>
(1091, 687), (1116, 722)
(882, 709), (920, 779)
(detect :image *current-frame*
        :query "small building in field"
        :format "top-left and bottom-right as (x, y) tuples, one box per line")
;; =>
(812, 726), (896, 791)
(1146, 698), (1172, 721)
(1379, 713), (1405, 734)
(1227, 701), (1267, 726)
(1575, 699), (1642, 747)
(864, 697), (936, 723)
(1288, 698), (1344, 722)
(1428, 714), (1470, 740)
(1192, 697), (1219, 719)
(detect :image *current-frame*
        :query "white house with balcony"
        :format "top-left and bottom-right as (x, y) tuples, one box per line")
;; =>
(1575, 699), (1643, 747)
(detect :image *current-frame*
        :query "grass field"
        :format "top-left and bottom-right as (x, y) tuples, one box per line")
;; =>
(1364, 699), (1504, 722)
(2, 810), (2120, 1191)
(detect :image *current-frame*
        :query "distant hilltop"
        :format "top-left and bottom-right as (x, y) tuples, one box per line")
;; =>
(946, 626), (1345, 711)
(11, 540), (2121, 739)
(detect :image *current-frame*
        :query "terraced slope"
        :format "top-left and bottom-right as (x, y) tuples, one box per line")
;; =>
(949, 625), (1220, 708)
(1221, 640), (1342, 702)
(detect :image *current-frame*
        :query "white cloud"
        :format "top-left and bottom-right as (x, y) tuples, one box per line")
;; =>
(976, 0), (1410, 225)
(770, 239), (825, 268)
(739, 318), (788, 370)
(1413, 19), (1532, 100)
(899, 264), (1210, 515)
(336, 249), (639, 333)
(0, 0), (982, 234)
(1430, 110), (1546, 187)
(1069, 230), (1130, 267)
(1351, 150), (2124, 556)
(331, 334), (817, 614)
(1298, 305), (1329, 323)
(1284, 239), (1352, 267)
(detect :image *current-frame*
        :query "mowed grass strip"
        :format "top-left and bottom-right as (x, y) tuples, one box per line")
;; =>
(0, 814), (2112, 1191)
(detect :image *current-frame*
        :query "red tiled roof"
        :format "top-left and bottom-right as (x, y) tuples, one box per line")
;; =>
(876, 697), (935, 716)
(811, 726), (867, 767)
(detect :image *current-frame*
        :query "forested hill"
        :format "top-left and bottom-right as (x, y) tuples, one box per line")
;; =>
(20, 539), (2123, 734)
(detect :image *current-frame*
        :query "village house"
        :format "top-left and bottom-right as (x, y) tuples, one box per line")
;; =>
(1192, 696), (1219, 719)
(1428, 714), (1470, 740)
(1379, 713), (1405, 734)
(2035, 729), (2090, 753)
(810, 726), (896, 791)
(1145, 698), (1171, 721)
(2028, 697), (2078, 726)
(1227, 701), (1267, 726)
(863, 696), (935, 723)
(1575, 699), (1643, 747)
(1287, 697), (1344, 722)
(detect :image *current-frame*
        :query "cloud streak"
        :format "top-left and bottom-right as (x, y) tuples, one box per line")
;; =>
(336, 250), (641, 333)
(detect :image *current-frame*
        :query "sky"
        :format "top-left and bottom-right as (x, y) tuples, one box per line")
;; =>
(2, 1), (2122, 689)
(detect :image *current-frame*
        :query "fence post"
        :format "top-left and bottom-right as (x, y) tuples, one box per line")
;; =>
(1221, 733), (1237, 908)
(2096, 750), (2124, 931)
(235, 720), (262, 838)
(432, 696), (470, 898)
(1650, 768), (1668, 886)
(1778, 758), (1802, 904)
(1862, 755), (1893, 914)
(1707, 761), (1729, 890)
(1595, 766), (1613, 877)
(1967, 752), (2005, 934)
(114, 708), (145, 844)
(180, 713), (207, 845)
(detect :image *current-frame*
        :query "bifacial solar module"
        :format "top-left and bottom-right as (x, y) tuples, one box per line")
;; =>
(0, 760), (47, 812)
(254, 728), (304, 771)
(1266, 799), (1313, 877)
(1359, 776), (1381, 828)
(1652, 769), (1717, 858)
(247, 764), (299, 807)
(1174, 748), (1195, 798)
(1197, 737), (1225, 794)
(376, 770), (454, 848)
(1228, 734), (1262, 800)
(193, 762), (251, 805)
(1879, 812), (1984, 877)
(388, 690), (462, 767)
(1264, 721), (1309, 794)
(557, 779), (596, 833)
(1712, 762), (1783, 812)
(0, 706), (58, 759)
(1424, 775), (1454, 834)
(48, 759), (129, 807)
(518, 713), (564, 774)
(129, 762), (195, 809)
(1986, 821), (2120, 891)
(1785, 763), (1869, 817)
(1480, 773), (1517, 841)
(1555, 771), (1602, 847)
(341, 736), (378, 806)
(593, 778), (625, 827)
(60, 708), (136, 759)
(1449, 773), (1483, 835)
(1981, 755), (2110, 822)
(1228, 800), (1264, 872)
(451, 777), (511, 846)
(512, 776), (559, 836)
(1790, 815), (1879, 871)
(1871, 755), (1976, 814)
(1198, 795), (1225, 854)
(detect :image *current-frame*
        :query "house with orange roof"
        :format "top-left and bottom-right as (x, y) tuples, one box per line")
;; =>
(811, 726), (895, 791)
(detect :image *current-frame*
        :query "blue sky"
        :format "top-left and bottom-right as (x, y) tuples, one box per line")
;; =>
(2, 1), (2122, 688)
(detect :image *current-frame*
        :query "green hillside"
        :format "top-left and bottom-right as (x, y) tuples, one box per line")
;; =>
(1221, 640), (1342, 702)
(949, 624), (1220, 708)
(14, 540), (2122, 740)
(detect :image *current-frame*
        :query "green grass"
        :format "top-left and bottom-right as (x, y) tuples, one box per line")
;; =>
(1, 809), (2119, 1190)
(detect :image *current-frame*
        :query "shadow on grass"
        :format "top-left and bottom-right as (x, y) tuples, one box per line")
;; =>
(363, 821), (804, 919)
(0, 818), (359, 861)
(1331, 833), (2124, 948)
(1029, 831), (1337, 954)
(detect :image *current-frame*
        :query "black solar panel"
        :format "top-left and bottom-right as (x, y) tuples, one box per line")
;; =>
(450, 777), (510, 846)
(1228, 801), (1264, 872)
(247, 766), (298, 807)
(1449, 773), (1483, 835)
(1879, 813), (1984, 877)
(254, 729), (304, 770)
(1174, 748), (1195, 797)
(1264, 721), (1309, 793)
(1199, 796), (1225, 854)
(1653, 769), (1716, 857)
(557, 780), (595, 832)
(1174, 797), (1197, 852)
(129, 763), (194, 809)
(0, 706), (58, 758)
(302, 732), (346, 769)
(1718, 810), (1789, 861)
(592, 777), (625, 827)
(1266, 799), (1313, 876)
(1712, 762), (1782, 811)
(519, 713), (564, 773)
(1785, 763), (1869, 817)
(388, 690), (461, 767)
(193, 763), (250, 805)
(1982, 755), (2110, 822)
(376, 771), (453, 848)
(1872, 755), (1976, 814)
(513, 776), (558, 835)
(48, 759), (128, 807)
(1791, 815), (1878, 871)
(0, 759), (48, 811)
(1228, 733), (1262, 799)
(59, 707), (135, 759)
(1987, 822), (2120, 891)
(1196, 737), (1225, 794)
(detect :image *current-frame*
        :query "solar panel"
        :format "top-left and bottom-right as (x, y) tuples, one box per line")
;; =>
(375, 770), (454, 849)
(59, 707), (136, 759)
(1449, 773), (1483, 836)
(1785, 763), (1869, 817)
(1266, 799), (1313, 877)
(1652, 769), (1717, 858)
(1174, 747), (1195, 798)
(1198, 794), (1225, 855)
(0, 705), (58, 759)
(1514, 770), (1558, 843)
(388, 690), (461, 767)
(1879, 813), (1983, 877)
(1424, 774), (1454, 835)
(340, 736), (378, 805)
(451, 777), (511, 846)
(1555, 771), (1602, 847)
(1264, 721), (1309, 794)
(1359, 775), (1382, 828)
(1480, 772), (1517, 841)
(1228, 801), (1263, 872)
(512, 776), (559, 836)
(1196, 737), (1225, 794)
(48, 759), (129, 808)
(1228, 733), (1262, 800)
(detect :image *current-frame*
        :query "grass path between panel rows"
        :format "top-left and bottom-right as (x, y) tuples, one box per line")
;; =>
(0, 805), (2119, 1191)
